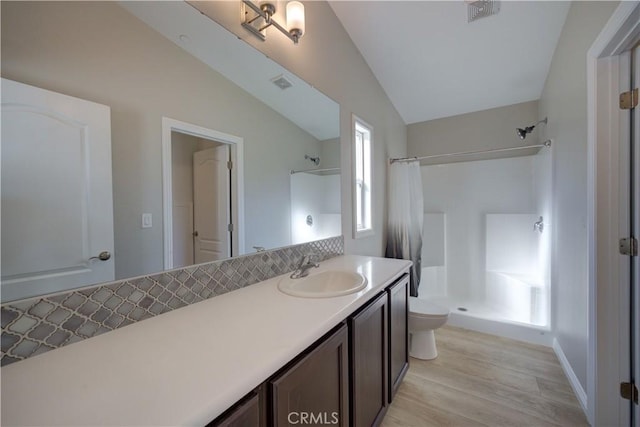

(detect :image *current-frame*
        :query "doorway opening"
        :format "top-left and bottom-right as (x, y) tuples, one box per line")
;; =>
(162, 117), (244, 270)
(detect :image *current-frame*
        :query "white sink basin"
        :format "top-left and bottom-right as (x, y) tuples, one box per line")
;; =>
(278, 270), (368, 298)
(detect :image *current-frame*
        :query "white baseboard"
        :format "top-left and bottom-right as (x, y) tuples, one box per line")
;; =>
(552, 338), (588, 417)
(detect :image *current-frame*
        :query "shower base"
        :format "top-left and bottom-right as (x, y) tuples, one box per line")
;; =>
(424, 296), (552, 346)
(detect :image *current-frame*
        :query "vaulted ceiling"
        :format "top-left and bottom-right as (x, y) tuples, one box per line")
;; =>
(329, 1), (571, 124)
(124, 1), (571, 129)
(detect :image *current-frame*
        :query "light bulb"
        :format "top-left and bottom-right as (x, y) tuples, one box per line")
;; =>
(286, 1), (305, 41)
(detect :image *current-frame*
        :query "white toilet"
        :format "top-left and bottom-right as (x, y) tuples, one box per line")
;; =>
(408, 297), (450, 360)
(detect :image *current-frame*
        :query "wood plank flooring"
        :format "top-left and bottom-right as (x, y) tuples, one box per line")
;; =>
(382, 325), (588, 427)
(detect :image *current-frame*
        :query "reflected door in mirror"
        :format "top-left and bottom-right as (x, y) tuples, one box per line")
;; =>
(1, 79), (114, 302)
(193, 145), (231, 263)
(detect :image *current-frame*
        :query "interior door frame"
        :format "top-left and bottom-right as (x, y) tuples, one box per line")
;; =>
(162, 117), (244, 269)
(587, 2), (640, 425)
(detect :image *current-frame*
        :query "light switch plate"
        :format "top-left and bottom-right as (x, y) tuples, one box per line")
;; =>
(142, 213), (152, 228)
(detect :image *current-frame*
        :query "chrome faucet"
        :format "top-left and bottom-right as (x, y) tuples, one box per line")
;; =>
(290, 253), (319, 279)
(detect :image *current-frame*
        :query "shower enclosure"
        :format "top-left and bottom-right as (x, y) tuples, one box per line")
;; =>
(290, 168), (341, 244)
(417, 147), (552, 344)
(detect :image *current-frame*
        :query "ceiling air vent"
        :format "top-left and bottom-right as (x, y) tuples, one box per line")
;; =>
(466, 0), (500, 23)
(271, 74), (293, 90)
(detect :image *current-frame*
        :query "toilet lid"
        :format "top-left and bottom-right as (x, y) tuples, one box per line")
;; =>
(409, 297), (449, 318)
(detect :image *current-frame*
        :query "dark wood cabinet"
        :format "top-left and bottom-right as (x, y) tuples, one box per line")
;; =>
(210, 271), (411, 427)
(269, 324), (349, 426)
(349, 292), (388, 427)
(387, 274), (409, 401)
(209, 386), (265, 427)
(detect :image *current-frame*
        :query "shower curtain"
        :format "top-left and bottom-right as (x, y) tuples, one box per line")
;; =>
(385, 161), (424, 296)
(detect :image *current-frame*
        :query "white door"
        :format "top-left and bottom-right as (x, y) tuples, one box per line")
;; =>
(193, 146), (230, 263)
(1, 78), (114, 302)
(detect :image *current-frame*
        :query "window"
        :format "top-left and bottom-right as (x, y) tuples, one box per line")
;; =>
(353, 115), (373, 238)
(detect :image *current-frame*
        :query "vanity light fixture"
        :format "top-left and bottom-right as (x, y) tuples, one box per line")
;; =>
(242, 1), (305, 44)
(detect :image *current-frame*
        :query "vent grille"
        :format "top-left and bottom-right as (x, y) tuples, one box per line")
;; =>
(467, 0), (500, 23)
(271, 74), (293, 90)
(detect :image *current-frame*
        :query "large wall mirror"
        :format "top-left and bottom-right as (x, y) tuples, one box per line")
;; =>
(1, 1), (340, 302)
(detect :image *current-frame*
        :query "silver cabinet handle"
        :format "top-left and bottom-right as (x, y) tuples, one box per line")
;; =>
(89, 251), (111, 261)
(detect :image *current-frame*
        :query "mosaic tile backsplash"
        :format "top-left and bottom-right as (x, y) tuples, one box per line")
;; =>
(1, 236), (343, 367)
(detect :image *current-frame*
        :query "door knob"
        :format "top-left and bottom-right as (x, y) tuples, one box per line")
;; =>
(89, 251), (111, 261)
(193, 231), (199, 237)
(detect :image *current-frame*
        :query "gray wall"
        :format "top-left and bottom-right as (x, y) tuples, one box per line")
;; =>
(192, 1), (408, 256)
(320, 138), (341, 170)
(171, 133), (205, 211)
(171, 132), (200, 268)
(537, 1), (619, 391)
(1, 1), (325, 280)
(407, 100), (539, 162)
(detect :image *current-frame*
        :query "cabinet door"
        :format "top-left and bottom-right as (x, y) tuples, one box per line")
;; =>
(209, 386), (264, 427)
(388, 274), (409, 401)
(350, 292), (388, 427)
(270, 324), (349, 426)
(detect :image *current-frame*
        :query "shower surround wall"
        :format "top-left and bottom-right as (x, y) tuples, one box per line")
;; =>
(290, 172), (341, 244)
(0, 236), (343, 367)
(290, 138), (342, 244)
(420, 156), (539, 295)
(407, 100), (553, 332)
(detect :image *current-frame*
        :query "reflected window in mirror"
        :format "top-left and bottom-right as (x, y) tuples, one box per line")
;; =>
(353, 115), (373, 238)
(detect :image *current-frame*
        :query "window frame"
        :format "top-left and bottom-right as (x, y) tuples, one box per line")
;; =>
(352, 114), (374, 239)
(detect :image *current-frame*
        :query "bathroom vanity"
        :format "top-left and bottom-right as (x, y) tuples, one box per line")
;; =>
(1, 255), (411, 426)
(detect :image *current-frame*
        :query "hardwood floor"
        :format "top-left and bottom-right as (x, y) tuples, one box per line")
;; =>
(382, 325), (588, 427)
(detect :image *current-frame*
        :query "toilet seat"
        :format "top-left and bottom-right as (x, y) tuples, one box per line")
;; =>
(409, 297), (449, 318)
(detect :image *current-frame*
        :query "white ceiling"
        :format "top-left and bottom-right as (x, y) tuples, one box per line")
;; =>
(329, 1), (570, 124)
(120, 1), (339, 141)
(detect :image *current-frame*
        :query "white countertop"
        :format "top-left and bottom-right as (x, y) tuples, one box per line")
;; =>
(1, 255), (411, 426)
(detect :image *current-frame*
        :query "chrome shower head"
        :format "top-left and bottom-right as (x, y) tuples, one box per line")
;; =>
(516, 127), (532, 140)
(516, 117), (547, 140)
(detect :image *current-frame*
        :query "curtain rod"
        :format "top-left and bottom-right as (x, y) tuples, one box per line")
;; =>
(389, 140), (552, 164)
(290, 167), (341, 175)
